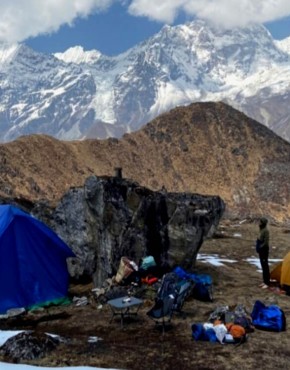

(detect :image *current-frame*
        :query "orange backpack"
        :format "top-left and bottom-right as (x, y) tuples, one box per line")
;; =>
(225, 323), (247, 345)
(229, 324), (246, 339)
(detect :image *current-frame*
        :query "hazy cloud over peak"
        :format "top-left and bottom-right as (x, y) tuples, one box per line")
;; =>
(129, 0), (290, 28)
(0, 0), (290, 44)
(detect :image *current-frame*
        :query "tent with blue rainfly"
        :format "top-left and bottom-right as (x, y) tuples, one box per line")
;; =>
(0, 204), (75, 314)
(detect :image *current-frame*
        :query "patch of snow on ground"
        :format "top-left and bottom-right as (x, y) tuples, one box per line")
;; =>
(197, 254), (237, 266)
(0, 364), (117, 370)
(245, 258), (282, 272)
(197, 254), (282, 272)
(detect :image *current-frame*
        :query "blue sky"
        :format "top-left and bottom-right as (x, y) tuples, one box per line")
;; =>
(0, 1), (289, 56)
(25, 3), (165, 55)
(25, 3), (290, 56)
(25, 2), (193, 55)
(266, 16), (290, 39)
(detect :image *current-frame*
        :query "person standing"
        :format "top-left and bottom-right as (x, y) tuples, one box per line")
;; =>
(257, 217), (270, 288)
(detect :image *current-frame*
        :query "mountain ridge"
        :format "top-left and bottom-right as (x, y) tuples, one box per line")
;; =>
(1, 102), (290, 223)
(0, 20), (290, 142)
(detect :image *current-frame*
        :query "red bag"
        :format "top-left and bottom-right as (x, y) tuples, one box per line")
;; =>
(141, 275), (158, 285)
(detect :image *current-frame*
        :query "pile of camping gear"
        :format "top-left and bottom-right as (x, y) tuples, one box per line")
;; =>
(191, 300), (286, 345)
(92, 254), (215, 332)
(94, 255), (287, 343)
(93, 255), (214, 306)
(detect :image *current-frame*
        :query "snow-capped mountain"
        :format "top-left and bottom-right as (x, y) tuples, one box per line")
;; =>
(0, 19), (290, 142)
(275, 36), (290, 54)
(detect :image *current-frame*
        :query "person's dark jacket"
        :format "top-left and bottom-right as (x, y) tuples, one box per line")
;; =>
(258, 225), (269, 250)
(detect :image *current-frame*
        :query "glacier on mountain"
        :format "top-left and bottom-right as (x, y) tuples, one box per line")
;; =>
(0, 19), (289, 142)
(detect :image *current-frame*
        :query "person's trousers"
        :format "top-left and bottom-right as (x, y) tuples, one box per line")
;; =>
(259, 247), (270, 285)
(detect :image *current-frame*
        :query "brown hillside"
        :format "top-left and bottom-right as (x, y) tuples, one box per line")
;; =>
(1, 101), (290, 222)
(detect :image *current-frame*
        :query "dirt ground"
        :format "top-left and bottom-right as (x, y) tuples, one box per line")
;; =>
(1, 220), (290, 370)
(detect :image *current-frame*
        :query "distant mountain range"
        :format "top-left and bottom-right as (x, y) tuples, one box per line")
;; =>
(0, 19), (289, 143)
(1, 102), (290, 222)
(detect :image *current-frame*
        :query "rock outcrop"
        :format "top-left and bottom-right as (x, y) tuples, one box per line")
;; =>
(2, 102), (290, 222)
(0, 331), (59, 361)
(51, 175), (225, 286)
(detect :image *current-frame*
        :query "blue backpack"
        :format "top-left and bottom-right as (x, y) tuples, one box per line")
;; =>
(173, 267), (213, 302)
(251, 300), (286, 332)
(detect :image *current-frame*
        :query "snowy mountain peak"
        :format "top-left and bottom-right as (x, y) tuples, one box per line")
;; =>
(0, 43), (22, 64)
(54, 46), (102, 64)
(0, 19), (290, 143)
(275, 36), (290, 55)
(177, 20), (285, 64)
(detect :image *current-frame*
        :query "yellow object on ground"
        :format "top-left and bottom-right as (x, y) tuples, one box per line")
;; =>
(270, 252), (290, 287)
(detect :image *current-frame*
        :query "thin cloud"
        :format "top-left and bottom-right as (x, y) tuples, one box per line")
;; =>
(128, 0), (290, 28)
(0, 0), (113, 43)
(1, 0), (290, 44)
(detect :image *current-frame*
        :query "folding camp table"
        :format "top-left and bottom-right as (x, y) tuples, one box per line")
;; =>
(107, 296), (143, 327)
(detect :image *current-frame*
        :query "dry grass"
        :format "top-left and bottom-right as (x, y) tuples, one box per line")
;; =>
(1, 221), (290, 370)
(1, 102), (290, 221)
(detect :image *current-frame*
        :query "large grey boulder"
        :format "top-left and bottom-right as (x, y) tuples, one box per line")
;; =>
(0, 331), (59, 360)
(52, 175), (225, 286)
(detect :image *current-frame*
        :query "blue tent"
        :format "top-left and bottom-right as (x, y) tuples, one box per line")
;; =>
(0, 205), (75, 314)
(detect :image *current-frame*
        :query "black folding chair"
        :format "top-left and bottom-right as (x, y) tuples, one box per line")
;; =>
(147, 273), (193, 332)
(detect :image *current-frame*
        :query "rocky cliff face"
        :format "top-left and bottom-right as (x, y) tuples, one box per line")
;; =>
(50, 176), (224, 286)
